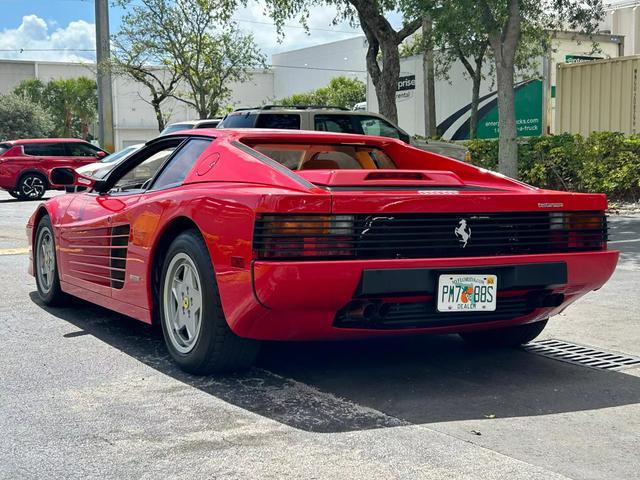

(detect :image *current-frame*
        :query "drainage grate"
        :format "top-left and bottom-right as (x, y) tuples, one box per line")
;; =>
(524, 339), (640, 371)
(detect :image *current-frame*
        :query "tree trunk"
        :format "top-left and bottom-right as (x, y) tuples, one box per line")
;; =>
(152, 100), (165, 131)
(470, 69), (482, 139)
(492, 48), (518, 178)
(422, 17), (437, 137)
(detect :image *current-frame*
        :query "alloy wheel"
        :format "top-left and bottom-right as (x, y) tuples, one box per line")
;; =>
(163, 252), (204, 354)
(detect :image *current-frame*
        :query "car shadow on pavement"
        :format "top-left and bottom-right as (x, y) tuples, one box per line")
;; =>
(31, 292), (640, 433)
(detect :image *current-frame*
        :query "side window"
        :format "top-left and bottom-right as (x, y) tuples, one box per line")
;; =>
(113, 146), (177, 192)
(314, 115), (358, 134)
(23, 143), (67, 156)
(221, 113), (257, 128)
(357, 117), (401, 140)
(67, 143), (101, 156)
(255, 114), (301, 130)
(151, 138), (212, 190)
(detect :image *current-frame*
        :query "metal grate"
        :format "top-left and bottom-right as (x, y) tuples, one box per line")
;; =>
(525, 339), (640, 371)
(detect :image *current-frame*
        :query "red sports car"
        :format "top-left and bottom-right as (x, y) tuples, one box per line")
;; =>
(0, 138), (107, 200)
(27, 129), (618, 373)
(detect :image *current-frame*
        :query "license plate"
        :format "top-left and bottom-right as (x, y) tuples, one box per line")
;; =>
(437, 274), (497, 312)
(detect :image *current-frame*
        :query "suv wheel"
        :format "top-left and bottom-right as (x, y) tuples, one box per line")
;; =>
(17, 173), (47, 200)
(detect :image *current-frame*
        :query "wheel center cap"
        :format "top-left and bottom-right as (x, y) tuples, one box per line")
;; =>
(182, 296), (189, 310)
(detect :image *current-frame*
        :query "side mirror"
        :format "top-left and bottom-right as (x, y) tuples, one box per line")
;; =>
(96, 150), (108, 159)
(50, 167), (98, 191)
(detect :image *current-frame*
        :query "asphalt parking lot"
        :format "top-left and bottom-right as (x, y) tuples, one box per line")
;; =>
(1, 190), (639, 480)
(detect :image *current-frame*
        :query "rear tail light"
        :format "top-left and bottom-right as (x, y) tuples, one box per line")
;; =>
(254, 214), (355, 259)
(549, 212), (607, 250)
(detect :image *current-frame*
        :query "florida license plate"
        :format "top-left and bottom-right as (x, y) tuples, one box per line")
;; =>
(437, 274), (497, 312)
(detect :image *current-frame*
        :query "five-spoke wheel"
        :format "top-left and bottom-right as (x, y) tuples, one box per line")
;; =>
(159, 230), (259, 373)
(34, 216), (66, 305)
(163, 253), (204, 354)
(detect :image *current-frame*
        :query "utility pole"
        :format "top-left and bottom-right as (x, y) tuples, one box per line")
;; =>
(422, 16), (437, 138)
(95, 0), (115, 152)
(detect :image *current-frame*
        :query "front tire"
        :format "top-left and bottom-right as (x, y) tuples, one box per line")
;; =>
(459, 319), (548, 348)
(159, 230), (260, 374)
(8, 190), (20, 199)
(17, 173), (47, 200)
(34, 216), (67, 306)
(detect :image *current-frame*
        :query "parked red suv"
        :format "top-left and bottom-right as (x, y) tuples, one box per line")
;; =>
(0, 138), (107, 200)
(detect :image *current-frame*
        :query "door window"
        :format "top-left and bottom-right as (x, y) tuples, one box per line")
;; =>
(314, 115), (358, 134)
(255, 114), (301, 129)
(110, 146), (178, 193)
(23, 143), (67, 156)
(67, 142), (102, 157)
(151, 138), (212, 190)
(357, 117), (401, 140)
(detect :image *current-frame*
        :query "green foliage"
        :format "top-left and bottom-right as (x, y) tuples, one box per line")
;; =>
(116, 0), (265, 119)
(466, 132), (640, 201)
(0, 94), (53, 140)
(277, 76), (366, 109)
(12, 77), (97, 139)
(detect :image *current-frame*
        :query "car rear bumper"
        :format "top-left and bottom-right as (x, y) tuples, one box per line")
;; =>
(223, 250), (619, 341)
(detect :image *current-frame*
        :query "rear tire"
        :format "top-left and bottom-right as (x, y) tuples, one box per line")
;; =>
(159, 229), (260, 374)
(17, 173), (47, 200)
(34, 216), (68, 306)
(8, 190), (20, 199)
(459, 319), (548, 348)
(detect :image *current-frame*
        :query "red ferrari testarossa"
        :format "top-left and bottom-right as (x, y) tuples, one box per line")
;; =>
(27, 129), (618, 373)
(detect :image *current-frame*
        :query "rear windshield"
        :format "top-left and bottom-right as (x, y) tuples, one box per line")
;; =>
(221, 112), (257, 128)
(245, 143), (397, 170)
(160, 123), (195, 135)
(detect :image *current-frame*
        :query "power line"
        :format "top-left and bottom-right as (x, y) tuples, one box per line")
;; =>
(234, 17), (361, 35)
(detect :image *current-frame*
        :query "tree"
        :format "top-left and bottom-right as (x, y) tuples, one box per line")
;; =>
(256, 0), (420, 124)
(13, 79), (46, 106)
(13, 77), (97, 139)
(112, 20), (183, 131)
(401, 0), (490, 139)
(0, 94), (53, 140)
(116, 0), (266, 120)
(475, 0), (603, 177)
(277, 76), (366, 109)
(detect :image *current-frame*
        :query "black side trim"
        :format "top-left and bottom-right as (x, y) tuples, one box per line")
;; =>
(355, 262), (567, 297)
(322, 185), (499, 192)
(232, 141), (316, 190)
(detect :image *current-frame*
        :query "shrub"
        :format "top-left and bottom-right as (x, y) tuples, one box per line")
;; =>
(465, 132), (640, 201)
(0, 94), (53, 141)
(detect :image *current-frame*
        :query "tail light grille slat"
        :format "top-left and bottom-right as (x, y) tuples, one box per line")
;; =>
(254, 212), (607, 260)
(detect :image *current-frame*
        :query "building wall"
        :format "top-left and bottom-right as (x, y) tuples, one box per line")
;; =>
(271, 36), (367, 99)
(0, 59), (273, 150)
(603, 3), (640, 55)
(366, 32), (623, 138)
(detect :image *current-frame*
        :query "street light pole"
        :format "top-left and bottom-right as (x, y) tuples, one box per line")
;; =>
(95, 0), (115, 152)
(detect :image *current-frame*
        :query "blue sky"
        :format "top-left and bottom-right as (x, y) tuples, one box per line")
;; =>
(0, 0), (393, 63)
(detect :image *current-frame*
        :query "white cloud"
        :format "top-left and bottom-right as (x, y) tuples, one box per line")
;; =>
(0, 15), (95, 63)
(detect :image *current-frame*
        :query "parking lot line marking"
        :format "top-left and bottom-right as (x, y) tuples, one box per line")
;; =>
(609, 238), (640, 244)
(0, 247), (30, 256)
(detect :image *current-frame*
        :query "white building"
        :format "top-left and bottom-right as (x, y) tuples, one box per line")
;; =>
(271, 36), (367, 98)
(602, 1), (640, 55)
(0, 59), (274, 149)
(0, 36), (369, 150)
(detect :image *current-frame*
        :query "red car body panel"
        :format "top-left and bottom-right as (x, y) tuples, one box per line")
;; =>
(27, 129), (618, 341)
(0, 138), (104, 191)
